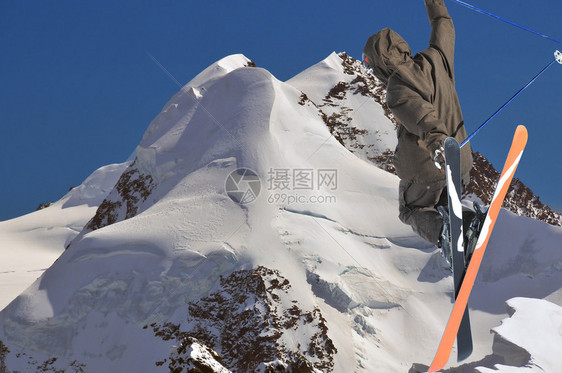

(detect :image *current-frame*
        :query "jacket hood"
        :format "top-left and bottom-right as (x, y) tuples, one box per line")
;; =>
(363, 28), (412, 84)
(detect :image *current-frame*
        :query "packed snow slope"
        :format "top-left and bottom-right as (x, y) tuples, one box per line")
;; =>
(0, 162), (128, 309)
(0, 53), (561, 372)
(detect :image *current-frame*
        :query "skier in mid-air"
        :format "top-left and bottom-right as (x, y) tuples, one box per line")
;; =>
(361, 0), (482, 265)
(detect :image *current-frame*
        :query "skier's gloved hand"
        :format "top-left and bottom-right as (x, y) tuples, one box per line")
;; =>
(433, 146), (446, 174)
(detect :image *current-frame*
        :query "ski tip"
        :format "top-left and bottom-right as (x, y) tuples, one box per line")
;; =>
(513, 125), (528, 149)
(515, 124), (528, 139)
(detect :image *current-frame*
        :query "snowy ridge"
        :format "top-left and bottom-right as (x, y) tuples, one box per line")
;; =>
(288, 52), (398, 172)
(0, 53), (561, 372)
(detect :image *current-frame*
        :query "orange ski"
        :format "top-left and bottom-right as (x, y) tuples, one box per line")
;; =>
(428, 125), (528, 372)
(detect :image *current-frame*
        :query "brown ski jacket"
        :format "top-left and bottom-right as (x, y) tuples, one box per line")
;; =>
(364, 0), (472, 184)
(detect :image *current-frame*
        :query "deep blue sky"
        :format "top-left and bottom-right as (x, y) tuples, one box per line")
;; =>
(1, 0), (561, 220)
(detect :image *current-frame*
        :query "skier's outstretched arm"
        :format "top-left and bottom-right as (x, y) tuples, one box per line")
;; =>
(425, 0), (455, 78)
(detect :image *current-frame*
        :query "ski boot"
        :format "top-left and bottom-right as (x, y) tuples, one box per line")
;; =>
(463, 201), (488, 266)
(437, 206), (452, 269)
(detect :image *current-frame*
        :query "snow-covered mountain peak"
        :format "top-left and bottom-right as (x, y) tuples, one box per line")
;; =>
(185, 53), (254, 88)
(1, 53), (560, 373)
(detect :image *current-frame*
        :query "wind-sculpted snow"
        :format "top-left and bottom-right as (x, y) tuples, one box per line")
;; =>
(484, 298), (562, 372)
(431, 298), (562, 372)
(1, 243), (239, 355)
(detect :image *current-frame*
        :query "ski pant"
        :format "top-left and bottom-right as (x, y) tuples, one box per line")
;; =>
(398, 173), (470, 245)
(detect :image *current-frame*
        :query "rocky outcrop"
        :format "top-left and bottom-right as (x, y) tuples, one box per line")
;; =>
(150, 266), (337, 372)
(86, 160), (155, 231)
(466, 152), (561, 226)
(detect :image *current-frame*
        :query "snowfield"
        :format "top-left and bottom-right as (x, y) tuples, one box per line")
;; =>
(0, 162), (128, 309)
(0, 53), (560, 372)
